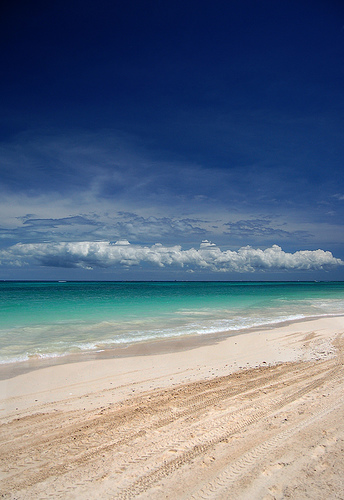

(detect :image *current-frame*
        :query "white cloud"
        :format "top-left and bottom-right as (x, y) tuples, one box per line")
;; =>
(0, 241), (342, 273)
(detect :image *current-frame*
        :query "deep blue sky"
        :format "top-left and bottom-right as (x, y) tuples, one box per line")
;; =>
(1, 0), (344, 280)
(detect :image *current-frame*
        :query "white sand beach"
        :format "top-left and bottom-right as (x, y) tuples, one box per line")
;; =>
(1, 316), (344, 499)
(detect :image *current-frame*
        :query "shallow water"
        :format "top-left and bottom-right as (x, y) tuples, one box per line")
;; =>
(1, 281), (343, 364)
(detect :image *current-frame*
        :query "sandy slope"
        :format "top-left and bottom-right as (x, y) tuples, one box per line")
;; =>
(1, 317), (344, 499)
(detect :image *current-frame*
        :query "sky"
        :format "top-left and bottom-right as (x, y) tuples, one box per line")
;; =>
(0, 0), (344, 280)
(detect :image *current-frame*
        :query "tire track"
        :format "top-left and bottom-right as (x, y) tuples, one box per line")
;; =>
(1, 352), (342, 498)
(113, 361), (344, 499)
(191, 396), (344, 500)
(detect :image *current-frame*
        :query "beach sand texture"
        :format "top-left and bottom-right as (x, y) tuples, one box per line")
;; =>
(1, 316), (344, 499)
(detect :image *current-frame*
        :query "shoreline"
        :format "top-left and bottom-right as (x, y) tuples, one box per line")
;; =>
(1, 315), (344, 498)
(1, 315), (342, 416)
(1, 313), (343, 381)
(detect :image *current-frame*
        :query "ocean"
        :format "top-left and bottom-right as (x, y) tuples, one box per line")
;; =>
(0, 281), (344, 365)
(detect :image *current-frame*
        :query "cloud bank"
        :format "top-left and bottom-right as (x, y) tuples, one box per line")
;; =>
(0, 241), (342, 273)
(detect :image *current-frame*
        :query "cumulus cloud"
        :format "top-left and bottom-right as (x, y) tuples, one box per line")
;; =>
(0, 241), (342, 273)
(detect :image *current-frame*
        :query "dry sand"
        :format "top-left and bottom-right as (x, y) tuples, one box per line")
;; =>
(1, 316), (344, 499)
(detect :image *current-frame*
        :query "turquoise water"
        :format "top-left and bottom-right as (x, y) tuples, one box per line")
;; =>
(0, 281), (344, 364)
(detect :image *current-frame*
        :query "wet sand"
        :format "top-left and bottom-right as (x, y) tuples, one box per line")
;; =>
(1, 316), (344, 499)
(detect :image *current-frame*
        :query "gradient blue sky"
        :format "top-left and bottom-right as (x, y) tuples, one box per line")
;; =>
(1, 0), (344, 280)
